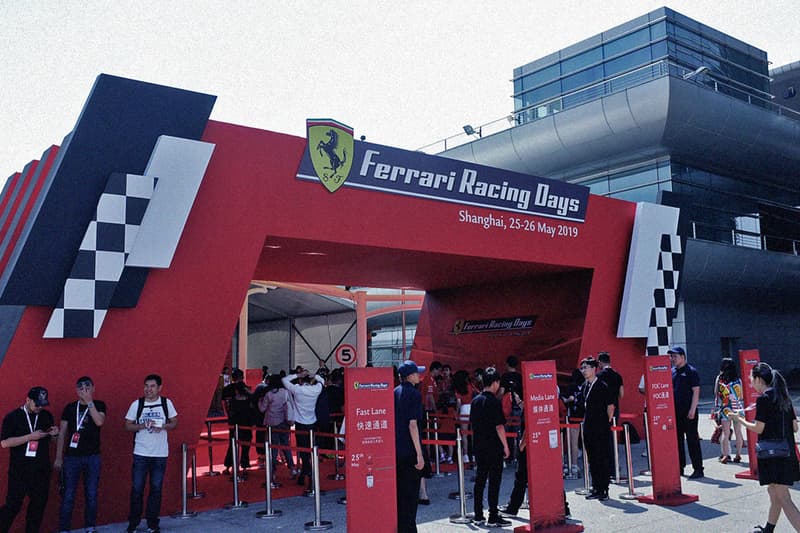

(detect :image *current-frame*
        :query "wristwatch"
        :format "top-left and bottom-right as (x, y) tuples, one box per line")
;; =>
(87, 402), (95, 409)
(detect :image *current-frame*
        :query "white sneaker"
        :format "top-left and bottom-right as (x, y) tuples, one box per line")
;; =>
(463, 454), (470, 464)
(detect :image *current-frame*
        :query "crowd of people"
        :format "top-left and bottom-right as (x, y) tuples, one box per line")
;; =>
(395, 348), (800, 533)
(0, 348), (797, 533)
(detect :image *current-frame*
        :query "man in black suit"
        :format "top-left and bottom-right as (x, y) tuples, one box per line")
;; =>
(580, 357), (614, 501)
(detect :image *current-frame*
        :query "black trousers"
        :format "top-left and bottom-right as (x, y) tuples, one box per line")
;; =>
(675, 411), (703, 472)
(584, 429), (611, 495)
(224, 426), (251, 469)
(474, 450), (503, 519)
(295, 422), (315, 480)
(0, 465), (50, 533)
(396, 456), (421, 533)
(507, 447), (528, 512)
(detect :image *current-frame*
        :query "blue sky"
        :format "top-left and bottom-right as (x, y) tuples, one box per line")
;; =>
(2, 1), (798, 178)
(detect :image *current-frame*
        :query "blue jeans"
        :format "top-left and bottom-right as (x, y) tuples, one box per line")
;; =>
(128, 454), (167, 530)
(59, 454), (101, 531)
(269, 423), (295, 471)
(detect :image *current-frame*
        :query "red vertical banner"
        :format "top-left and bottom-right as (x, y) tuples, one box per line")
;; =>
(517, 361), (583, 533)
(344, 367), (396, 532)
(637, 355), (698, 505)
(735, 349), (761, 480)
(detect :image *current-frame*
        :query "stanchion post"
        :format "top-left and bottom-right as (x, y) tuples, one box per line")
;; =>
(171, 443), (197, 518)
(449, 428), (472, 523)
(574, 424), (592, 495)
(619, 424), (644, 500)
(190, 447), (205, 499)
(304, 429), (326, 497)
(328, 421), (345, 481)
(612, 417), (626, 484)
(640, 411), (652, 476)
(304, 445), (333, 531)
(205, 420), (220, 477)
(563, 416), (578, 480)
(224, 436), (248, 510)
(257, 427), (282, 518)
(433, 418), (442, 476)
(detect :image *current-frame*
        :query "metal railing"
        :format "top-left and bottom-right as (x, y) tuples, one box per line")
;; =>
(417, 59), (800, 154)
(691, 220), (800, 256)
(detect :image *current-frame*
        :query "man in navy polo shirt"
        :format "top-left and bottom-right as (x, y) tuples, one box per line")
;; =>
(395, 360), (426, 533)
(669, 346), (703, 479)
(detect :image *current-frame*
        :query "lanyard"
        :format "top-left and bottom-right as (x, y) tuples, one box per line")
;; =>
(21, 406), (38, 434)
(76, 402), (90, 431)
(584, 379), (596, 408)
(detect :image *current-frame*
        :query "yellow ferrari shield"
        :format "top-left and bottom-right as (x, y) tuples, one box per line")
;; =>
(307, 119), (354, 193)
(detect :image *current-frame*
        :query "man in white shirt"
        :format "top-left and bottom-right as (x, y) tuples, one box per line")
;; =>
(124, 374), (178, 533)
(282, 369), (324, 492)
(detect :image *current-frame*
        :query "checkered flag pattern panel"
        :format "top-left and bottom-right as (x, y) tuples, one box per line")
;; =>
(646, 233), (682, 356)
(44, 174), (156, 338)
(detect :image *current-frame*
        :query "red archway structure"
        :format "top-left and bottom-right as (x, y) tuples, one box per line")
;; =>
(0, 75), (662, 528)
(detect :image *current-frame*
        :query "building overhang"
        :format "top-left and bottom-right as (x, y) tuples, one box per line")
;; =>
(441, 76), (800, 185)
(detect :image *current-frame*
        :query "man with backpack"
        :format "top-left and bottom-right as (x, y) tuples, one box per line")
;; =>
(124, 374), (178, 533)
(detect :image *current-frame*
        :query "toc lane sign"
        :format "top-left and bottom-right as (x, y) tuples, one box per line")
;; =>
(637, 355), (698, 505)
(736, 349), (761, 480)
(335, 343), (357, 367)
(344, 367), (396, 532)
(517, 360), (583, 533)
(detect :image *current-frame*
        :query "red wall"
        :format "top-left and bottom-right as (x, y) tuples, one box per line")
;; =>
(411, 271), (593, 373)
(0, 119), (645, 529)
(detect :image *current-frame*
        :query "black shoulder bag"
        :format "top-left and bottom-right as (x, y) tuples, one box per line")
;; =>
(756, 410), (792, 460)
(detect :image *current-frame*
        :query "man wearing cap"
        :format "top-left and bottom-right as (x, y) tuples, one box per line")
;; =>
(669, 346), (703, 479)
(395, 360), (426, 533)
(54, 376), (107, 533)
(0, 386), (59, 533)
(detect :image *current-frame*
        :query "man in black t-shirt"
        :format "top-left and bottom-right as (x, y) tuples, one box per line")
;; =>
(0, 386), (59, 533)
(395, 360), (426, 533)
(470, 368), (511, 527)
(54, 376), (107, 533)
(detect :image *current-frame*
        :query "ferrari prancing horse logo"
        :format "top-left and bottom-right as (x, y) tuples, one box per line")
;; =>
(307, 118), (354, 193)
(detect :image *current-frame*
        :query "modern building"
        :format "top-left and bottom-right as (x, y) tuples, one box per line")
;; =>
(441, 7), (800, 387)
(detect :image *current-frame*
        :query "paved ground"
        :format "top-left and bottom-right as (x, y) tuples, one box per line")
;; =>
(89, 397), (799, 532)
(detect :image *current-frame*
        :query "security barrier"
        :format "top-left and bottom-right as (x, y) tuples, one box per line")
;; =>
(619, 424), (644, 500)
(448, 428), (472, 524)
(171, 443), (198, 519)
(256, 426), (282, 519)
(562, 416), (582, 480)
(224, 435), (248, 510)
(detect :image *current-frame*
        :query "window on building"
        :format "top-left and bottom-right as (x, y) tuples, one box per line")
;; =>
(562, 47), (603, 75)
(603, 27), (650, 59)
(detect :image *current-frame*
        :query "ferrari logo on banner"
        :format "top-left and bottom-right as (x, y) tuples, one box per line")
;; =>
(307, 118), (354, 192)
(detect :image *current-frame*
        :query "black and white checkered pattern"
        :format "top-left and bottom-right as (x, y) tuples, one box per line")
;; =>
(44, 173), (156, 338)
(646, 233), (682, 356)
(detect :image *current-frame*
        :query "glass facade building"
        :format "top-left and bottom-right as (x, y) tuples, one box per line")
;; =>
(442, 7), (800, 385)
(513, 8), (771, 122)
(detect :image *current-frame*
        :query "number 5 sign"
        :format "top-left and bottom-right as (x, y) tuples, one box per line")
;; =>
(335, 344), (357, 367)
